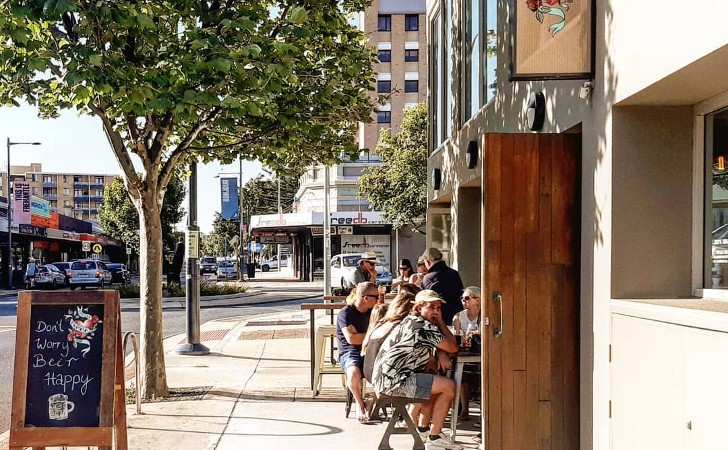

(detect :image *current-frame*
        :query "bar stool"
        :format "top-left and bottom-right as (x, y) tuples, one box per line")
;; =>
(314, 324), (344, 395)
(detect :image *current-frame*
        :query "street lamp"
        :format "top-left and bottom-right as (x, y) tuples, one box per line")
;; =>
(7, 138), (41, 289)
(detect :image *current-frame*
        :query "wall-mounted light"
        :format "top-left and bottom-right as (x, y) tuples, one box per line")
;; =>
(432, 168), (441, 190)
(466, 140), (478, 169)
(526, 92), (546, 131)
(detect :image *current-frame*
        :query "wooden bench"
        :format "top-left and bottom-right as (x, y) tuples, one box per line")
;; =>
(371, 395), (426, 450)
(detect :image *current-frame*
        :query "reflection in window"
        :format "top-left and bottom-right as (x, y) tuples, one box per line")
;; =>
(463, 0), (480, 120)
(405, 14), (419, 31)
(378, 15), (391, 31)
(377, 80), (391, 93)
(485, 0), (497, 103)
(405, 49), (419, 62)
(708, 108), (728, 288)
(377, 111), (391, 123)
(405, 80), (419, 93)
(378, 50), (391, 62)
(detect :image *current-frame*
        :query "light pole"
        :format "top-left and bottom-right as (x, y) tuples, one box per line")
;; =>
(6, 138), (41, 289)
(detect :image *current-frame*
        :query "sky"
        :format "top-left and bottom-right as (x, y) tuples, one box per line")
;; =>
(0, 105), (263, 234)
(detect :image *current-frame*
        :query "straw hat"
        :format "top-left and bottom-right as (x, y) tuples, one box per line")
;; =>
(358, 251), (380, 264)
(414, 289), (446, 304)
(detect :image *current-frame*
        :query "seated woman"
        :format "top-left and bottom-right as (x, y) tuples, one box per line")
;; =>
(371, 290), (462, 450)
(452, 286), (481, 421)
(391, 258), (415, 293)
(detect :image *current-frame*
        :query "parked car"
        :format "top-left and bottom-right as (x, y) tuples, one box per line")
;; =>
(106, 263), (131, 284)
(200, 256), (218, 274)
(216, 260), (238, 279)
(260, 255), (288, 272)
(68, 260), (112, 290)
(33, 264), (67, 289)
(330, 253), (393, 291)
(51, 261), (71, 287)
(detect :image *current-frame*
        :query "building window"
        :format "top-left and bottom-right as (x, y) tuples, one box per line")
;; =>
(31, 174), (38, 182)
(74, 189), (83, 196)
(377, 80), (392, 93)
(405, 49), (419, 62)
(63, 188), (70, 195)
(405, 80), (419, 93)
(485, 0), (498, 103)
(377, 111), (391, 123)
(463, 0), (481, 120)
(43, 175), (52, 183)
(95, 176), (104, 184)
(405, 14), (419, 31)
(430, 10), (442, 150)
(378, 15), (391, 31)
(707, 108), (728, 289)
(378, 50), (391, 62)
(64, 200), (71, 207)
(32, 187), (38, 195)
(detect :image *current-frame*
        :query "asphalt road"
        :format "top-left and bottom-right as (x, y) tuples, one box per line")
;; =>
(0, 283), (322, 435)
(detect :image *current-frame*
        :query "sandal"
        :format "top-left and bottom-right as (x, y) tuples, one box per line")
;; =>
(473, 433), (482, 444)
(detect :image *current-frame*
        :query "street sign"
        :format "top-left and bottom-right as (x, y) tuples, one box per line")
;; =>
(186, 230), (200, 259)
(82, 241), (91, 252)
(126, 247), (132, 255)
(92, 243), (102, 254)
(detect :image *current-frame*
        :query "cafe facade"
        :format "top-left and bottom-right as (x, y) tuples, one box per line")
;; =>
(426, 0), (728, 449)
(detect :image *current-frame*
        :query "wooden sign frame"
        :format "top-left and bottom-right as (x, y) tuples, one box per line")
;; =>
(9, 290), (127, 450)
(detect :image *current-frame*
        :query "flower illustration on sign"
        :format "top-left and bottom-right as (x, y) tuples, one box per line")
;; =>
(65, 306), (102, 356)
(527, 0), (573, 36)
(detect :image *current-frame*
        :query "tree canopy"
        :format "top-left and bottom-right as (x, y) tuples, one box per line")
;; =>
(358, 102), (427, 233)
(0, 0), (377, 398)
(99, 173), (186, 250)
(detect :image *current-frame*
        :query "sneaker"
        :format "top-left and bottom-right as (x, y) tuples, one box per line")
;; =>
(425, 433), (464, 450)
(417, 427), (429, 442)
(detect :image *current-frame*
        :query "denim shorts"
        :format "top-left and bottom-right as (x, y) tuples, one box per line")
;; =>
(391, 372), (434, 399)
(339, 351), (363, 373)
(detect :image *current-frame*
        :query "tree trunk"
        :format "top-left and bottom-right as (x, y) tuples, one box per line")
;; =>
(137, 189), (169, 399)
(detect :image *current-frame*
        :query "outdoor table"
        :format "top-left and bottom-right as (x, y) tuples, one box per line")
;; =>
(450, 351), (481, 440)
(300, 302), (347, 390)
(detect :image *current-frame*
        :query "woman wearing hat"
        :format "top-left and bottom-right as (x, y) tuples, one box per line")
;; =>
(371, 290), (463, 450)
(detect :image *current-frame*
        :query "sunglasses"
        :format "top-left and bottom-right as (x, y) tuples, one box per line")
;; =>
(399, 266), (409, 270)
(363, 294), (379, 300)
(461, 295), (478, 301)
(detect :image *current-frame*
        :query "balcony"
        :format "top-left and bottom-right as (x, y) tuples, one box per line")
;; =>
(42, 181), (57, 187)
(90, 195), (104, 202)
(74, 194), (90, 201)
(43, 194), (58, 201)
(90, 182), (105, 188)
(73, 182), (88, 188)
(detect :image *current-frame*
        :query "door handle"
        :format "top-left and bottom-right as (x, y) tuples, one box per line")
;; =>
(493, 291), (503, 338)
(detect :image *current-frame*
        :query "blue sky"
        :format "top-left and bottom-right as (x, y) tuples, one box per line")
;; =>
(0, 105), (263, 233)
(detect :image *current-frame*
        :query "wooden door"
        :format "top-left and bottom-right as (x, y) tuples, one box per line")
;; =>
(483, 133), (580, 450)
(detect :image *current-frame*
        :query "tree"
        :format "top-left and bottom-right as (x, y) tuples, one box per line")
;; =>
(99, 173), (186, 251)
(200, 212), (239, 257)
(358, 102), (427, 233)
(241, 173), (300, 219)
(0, 1), (376, 398)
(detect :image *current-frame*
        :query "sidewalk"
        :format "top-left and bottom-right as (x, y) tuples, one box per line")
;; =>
(2, 271), (482, 449)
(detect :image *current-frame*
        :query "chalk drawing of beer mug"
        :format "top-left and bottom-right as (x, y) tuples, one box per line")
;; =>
(48, 393), (75, 420)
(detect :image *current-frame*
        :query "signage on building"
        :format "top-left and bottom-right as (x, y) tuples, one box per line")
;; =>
(18, 224), (46, 237)
(82, 241), (91, 252)
(260, 235), (291, 244)
(341, 235), (391, 268)
(329, 212), (387, 225)
(30, 196), (50, 218)
(338, 226), (353, 235)
(220, 177), (238, 220)
(311, 226), (337, 236)
(12, 181), (31, 225)
(47, 229), (80, 241)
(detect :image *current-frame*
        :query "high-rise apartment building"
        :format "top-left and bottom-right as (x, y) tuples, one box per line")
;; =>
(0, 163), (116, 221)
(252, 1), (428, 279)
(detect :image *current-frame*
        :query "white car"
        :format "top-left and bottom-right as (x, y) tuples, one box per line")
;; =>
(330, 253), (393, 291)
(216, 260), (238, 279)
(260, 255), (288, 272)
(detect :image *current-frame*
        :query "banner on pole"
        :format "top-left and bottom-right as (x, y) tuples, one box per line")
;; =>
(220, 177), (239, 220)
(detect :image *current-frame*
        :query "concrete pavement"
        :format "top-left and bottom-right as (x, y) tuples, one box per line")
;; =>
(0, 270), (482, 449)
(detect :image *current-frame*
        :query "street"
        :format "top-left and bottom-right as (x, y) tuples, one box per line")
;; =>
(0, 283), (322, 435)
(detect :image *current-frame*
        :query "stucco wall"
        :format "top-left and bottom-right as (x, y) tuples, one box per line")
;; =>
(611, 106), (693, 298)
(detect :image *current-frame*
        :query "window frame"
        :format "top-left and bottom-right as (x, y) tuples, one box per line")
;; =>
(378, 15), (391, 32)
(405, 14), (419, 31)
(377, 111), (391, 124)
(405, 49), (419, 62)
(405, 80), (419, 93)
(377, 80), (392, 93)
(378, 49), (392, 62)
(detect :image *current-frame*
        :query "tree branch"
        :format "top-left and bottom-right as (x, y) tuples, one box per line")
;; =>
(269, 4), (291, 40)
(89, 101), (142, 200)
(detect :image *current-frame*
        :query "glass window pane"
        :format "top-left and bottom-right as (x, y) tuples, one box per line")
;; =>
(405, 15), (419, 31)
(377, 81), (391, 93)
(485, 0), (498, 103)
(708, 109), (728, 288)
(378, 50), (391, 62)
(378, 15), (391, 31)
(405, 80), (418, 93)
(405, 49), (419, 62)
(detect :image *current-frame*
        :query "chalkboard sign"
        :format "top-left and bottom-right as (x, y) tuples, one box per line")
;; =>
(10, 290), (127, 450)
(25, 303), (104, 427)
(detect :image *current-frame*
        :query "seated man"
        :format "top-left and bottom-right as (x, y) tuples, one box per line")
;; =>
(336, 281), (378, 421)
(372, 290), (462, 450)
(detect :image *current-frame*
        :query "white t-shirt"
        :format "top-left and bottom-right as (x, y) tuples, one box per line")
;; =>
(457, 309), (479, 332)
